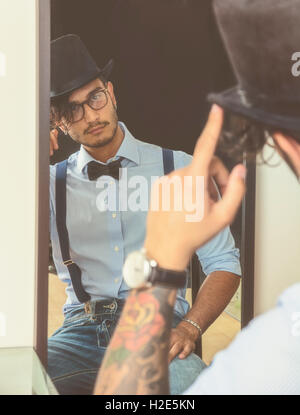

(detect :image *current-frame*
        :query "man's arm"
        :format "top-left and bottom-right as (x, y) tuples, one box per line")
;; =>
(94, 268), (241, 392)
(183, 271), (240, 334)
(169, 271), (240, 361)
(169, 149), (241, 360)
(94, 286), (176, 395)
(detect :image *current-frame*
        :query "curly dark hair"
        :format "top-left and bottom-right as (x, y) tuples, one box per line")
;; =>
(218, 110), (300, 164)
(50, 74), (108, 130)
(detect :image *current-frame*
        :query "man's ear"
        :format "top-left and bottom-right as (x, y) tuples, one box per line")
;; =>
(107, 81), (117, 109)
(273, 132), (300, 178)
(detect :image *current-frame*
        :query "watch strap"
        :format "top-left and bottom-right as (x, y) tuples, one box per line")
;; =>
(148, 266), (187, 288)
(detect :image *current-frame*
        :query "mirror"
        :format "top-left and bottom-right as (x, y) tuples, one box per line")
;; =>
(46, 0), (254, 388)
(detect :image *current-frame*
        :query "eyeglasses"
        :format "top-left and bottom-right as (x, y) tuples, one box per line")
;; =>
(65, 87), (109, 124)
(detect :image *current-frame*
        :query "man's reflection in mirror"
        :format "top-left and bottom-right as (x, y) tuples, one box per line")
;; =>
(48, 34), (241, 395)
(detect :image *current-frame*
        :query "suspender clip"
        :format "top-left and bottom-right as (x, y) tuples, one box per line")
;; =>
(84, 301), (92, 314)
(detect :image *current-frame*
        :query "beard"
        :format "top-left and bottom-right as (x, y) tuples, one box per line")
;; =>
(84, 135), (114, 148)
(82, 123), (118, 148)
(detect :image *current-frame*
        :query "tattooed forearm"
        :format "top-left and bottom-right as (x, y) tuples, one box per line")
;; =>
(94, 286), (177, 395)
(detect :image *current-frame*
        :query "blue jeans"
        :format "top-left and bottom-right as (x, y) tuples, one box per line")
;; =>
(47, 299), (206, 395)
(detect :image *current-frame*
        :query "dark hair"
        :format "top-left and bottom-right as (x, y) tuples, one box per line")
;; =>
(50, 74), (108, 130)
(218, 110), (300, 164)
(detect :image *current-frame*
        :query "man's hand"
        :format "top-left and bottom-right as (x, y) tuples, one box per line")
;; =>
(144, 104), (246, 271)
(168, 323), (198, 362)
(50, 128), (59, 156)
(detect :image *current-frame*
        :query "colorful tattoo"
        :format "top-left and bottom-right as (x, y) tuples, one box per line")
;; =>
(94, 287), (176, 395)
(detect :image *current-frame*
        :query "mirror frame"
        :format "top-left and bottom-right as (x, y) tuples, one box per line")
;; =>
(35, 0), (50, 367)
(241, 161), (255, 328)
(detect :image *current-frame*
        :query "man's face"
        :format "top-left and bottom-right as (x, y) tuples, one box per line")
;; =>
(62, 78), (118, 148)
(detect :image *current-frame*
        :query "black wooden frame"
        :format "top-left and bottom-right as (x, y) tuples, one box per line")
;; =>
(241, 161), (256, 328)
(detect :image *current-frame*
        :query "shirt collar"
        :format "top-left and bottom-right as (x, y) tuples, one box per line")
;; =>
(76, 121), (140, 173)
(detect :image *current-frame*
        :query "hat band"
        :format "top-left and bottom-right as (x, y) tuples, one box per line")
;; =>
(238, 88), (300, 118)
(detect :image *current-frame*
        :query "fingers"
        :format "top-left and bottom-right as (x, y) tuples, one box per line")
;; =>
(178, 343), (195, 359)
(50, 129), (59, 156)
(169, 329), (196, 362)
(192, 104), (224, 170)
(169, 341), (195, 362)
(209, 156), (230, 197)
(168, 342), (182, 363)
(189, 163), (246, 250)
(212, 164), (246, 226)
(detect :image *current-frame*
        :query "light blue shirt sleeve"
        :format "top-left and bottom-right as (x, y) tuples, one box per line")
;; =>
(174, 150), (241, 277)
(184, 284), (300, 395)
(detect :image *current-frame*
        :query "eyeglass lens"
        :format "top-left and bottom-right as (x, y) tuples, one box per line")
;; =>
(71, 90), (108, 122)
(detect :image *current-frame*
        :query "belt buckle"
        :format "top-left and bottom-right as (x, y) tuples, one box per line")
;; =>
(103, 302), (116, 310)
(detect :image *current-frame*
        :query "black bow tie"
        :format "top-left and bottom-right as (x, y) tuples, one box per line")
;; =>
(87, 158), (123, 181)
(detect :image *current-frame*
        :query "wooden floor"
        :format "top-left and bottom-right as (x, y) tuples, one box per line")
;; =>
(48, 273), (65, 337)
(202, 312), (240, 364)
(48, 274), (240, 365)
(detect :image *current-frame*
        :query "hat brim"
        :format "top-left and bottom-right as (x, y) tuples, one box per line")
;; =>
(50, 58), (114, 99)
(207, 86), (300, 133)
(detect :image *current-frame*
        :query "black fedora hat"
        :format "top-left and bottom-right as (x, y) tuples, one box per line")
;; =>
(51, 34), (113, 98)
(208, 0), (300, 132)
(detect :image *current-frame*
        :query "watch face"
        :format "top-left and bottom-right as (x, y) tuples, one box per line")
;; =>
(123, 251), (151, 288)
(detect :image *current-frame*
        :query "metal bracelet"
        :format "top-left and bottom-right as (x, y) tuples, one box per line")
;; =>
(182, 318), (203, 337)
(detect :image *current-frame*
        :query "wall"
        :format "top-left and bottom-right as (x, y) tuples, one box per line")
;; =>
(0, 0), (38, 347)
(254, 145), (300, 316)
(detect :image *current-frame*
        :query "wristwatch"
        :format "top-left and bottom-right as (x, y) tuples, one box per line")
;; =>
(123, 248), (187, 289)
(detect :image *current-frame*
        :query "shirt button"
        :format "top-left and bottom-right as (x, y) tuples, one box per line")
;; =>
(114, 246), (119, 252)
(112, 213), (117, 218)
(114, 278), (119, 283)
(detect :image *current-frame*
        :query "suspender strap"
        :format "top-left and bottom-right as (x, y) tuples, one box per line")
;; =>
(162, 148), (175, 175)
(55, 160), (91, 303)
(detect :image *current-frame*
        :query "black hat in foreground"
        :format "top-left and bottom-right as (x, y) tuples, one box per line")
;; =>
(208, 0), (300, 132)
(51, 34), (113, 98)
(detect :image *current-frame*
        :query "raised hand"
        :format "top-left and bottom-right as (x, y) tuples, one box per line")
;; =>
(144, 105), (246, 271)
(50, 128), (59, 156)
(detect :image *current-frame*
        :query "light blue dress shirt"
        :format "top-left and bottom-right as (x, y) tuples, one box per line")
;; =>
(50, 122), (241, 316)
(184, 283), (300, 395)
